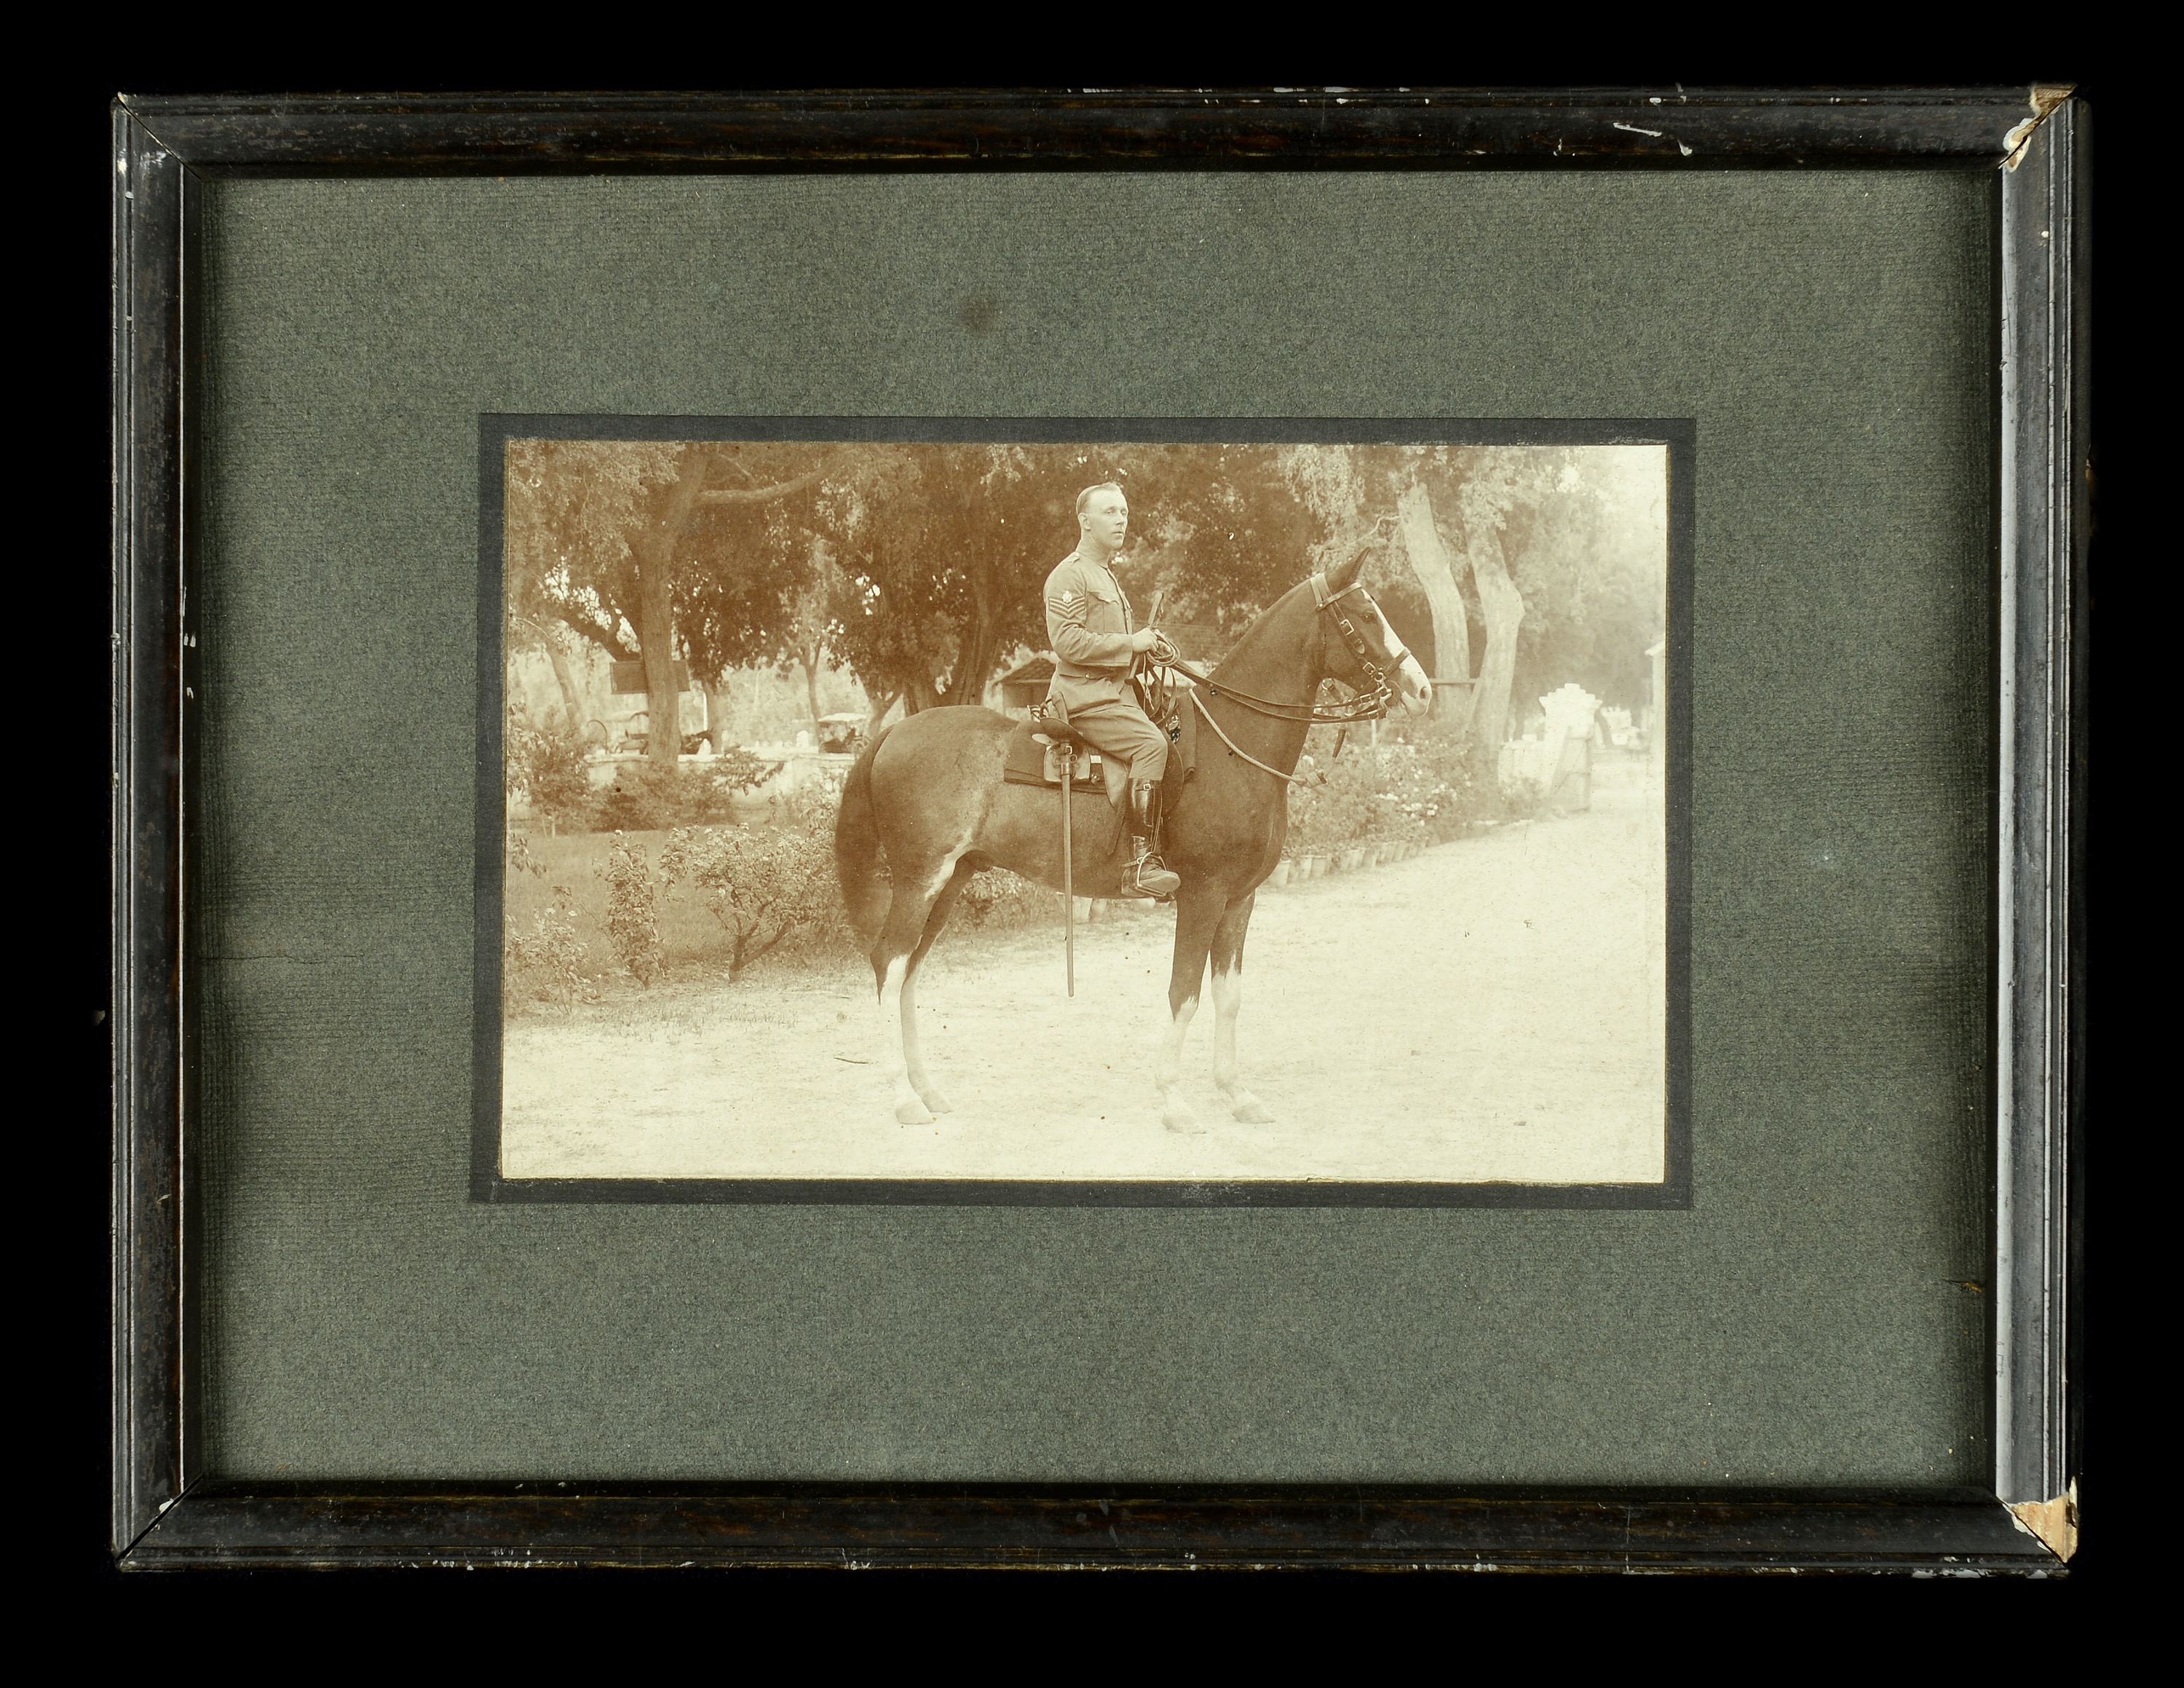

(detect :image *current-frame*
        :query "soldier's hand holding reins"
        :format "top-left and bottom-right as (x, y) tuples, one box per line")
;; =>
(1128, 627), (1177, 671)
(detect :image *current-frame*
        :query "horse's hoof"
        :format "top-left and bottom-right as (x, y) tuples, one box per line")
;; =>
(895, 1096), (936, 1126)
(1163, 1103), (1205, 1135)
(917, 1087), (954, 1116)
(1228, 1093), (1274, 1125)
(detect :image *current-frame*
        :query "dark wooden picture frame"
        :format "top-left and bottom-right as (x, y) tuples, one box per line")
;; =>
(113, 88), (2086, 1572)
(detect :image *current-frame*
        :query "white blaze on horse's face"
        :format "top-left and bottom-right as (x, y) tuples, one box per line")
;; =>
(1371, 600), (1434, 717)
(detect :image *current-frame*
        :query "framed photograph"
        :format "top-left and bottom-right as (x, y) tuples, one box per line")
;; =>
(479, 416), (1688, 1207)
(114, 88), (2085, 1571)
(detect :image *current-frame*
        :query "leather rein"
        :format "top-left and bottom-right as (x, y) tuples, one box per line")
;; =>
(1153, 574), (1415, 786)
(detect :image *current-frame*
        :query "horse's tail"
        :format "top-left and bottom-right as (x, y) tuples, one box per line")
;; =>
(834, 725), (895, 948)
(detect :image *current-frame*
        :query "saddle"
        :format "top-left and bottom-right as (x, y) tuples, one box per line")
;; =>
(1002, 714), (1105, 792)
(1001, 691), (1201, 809)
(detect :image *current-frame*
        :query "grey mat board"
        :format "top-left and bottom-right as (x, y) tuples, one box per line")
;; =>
(191, 170), (1995, 1483)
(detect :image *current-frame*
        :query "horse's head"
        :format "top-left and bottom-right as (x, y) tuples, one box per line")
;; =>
(1315, 543), (1434, 718)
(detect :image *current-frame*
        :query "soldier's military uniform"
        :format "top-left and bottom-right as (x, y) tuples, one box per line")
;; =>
(1042, 551), (1179, 896)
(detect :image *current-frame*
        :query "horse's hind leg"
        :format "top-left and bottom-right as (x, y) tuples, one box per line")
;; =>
(872, 846), (969, 1126)
(899, 861), (976, 1116)
(1209, 893), (1273, 1124)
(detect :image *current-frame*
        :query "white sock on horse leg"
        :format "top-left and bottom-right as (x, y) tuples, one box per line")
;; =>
(1211, 967), (1241, 1092)
(1212, 966), (1272, 1123)
(877, 955), (932, 1125)
(900, 966), (950, 1113)
(1159, 993), (1202, 1131)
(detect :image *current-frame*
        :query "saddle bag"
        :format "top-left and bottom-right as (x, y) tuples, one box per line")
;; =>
(1002, 711), (1103, 792)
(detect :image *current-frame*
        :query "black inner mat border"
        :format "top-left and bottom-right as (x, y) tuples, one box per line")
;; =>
(474, 414), (1695, 1210)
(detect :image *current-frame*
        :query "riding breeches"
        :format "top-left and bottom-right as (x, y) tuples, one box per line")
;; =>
(1059, 698), (1169, 784)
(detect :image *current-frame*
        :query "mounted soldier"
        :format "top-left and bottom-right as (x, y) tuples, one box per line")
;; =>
(838, 509), (1432, 1129)
(1040, 482), (1180, 898)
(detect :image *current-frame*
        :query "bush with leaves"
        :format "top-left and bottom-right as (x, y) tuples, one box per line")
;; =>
(954, 866), (1056, 931)
(1284, 754), (1384, 853)
(593, 753), (783, 833)
(507, 891), (588, 1013)
(659, 781), (841, 978)
(1498, 770), (1553, 821)
(505, 830), (589, 1011)
(595, 832), (666, 984)
(1286, 730), (1484, 855)
(1377, 733), (1484, 843)
(508, 712), (596, 830)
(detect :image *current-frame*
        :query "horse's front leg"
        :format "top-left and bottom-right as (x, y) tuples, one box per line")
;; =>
(1210, 893), (1272, 1124)
(1156, 885), (1224, 1133)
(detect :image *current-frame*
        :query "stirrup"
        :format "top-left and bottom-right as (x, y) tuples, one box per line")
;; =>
(1128, 848), (1180, 900)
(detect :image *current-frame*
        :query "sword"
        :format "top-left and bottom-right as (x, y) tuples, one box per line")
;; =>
(1059, 743), (1075, 997)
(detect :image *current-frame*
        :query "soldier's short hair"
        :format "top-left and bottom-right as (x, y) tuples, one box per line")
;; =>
(1075, 481), (1126, 516)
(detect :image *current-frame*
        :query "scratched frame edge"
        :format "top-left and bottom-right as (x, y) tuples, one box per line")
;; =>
(472, 414), (1694, 1212)
(113, 89), (2081, 1569)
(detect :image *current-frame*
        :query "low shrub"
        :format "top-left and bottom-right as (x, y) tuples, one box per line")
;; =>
(658, 780), (842, 977)
(508, 714), (594, 830)
(1380, 731), (1487, 842)
(1498, 770), (1553, 821)
(505, 827), (590, 1011)
(593, 752), (782, 833)
(1284, 729), (1484, 856)
(955, 867), (1059, 931)
(596, 832), (666, 984)
(1284, 765), (1379, 854)
(506, 889), (588, 1013)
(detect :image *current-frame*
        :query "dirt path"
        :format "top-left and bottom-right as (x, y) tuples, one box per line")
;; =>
(502, 757), (1666, 1185)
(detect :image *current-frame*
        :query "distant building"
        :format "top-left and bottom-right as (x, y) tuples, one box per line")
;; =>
(994, 654), (1056, 716)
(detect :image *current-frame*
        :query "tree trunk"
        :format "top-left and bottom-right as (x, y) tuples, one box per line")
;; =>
(939, 611), (1002, 709)
(506, 655), (538, 722)
(541, 632), (586, 733)
(799, 642), (824, 737)
(866, 691), (900, 735)
(1396, 483), (1471, 685)
(704, 680), (734, 752)
(1468, 526), (1527, 756)
(631, 451), (713, 765)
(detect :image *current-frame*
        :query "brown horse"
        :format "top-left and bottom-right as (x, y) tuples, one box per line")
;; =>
(834, 540), (1433, 1129)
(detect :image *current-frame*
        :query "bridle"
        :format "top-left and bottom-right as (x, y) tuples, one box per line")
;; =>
(1159, 572), (1418, 785)
(1166, 572), (1412, 726)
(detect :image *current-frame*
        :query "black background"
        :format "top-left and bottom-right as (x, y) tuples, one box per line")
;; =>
(60, 39), (2129, 1620)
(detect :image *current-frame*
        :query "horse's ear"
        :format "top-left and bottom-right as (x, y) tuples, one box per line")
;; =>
(1324, 541), (1368, 592)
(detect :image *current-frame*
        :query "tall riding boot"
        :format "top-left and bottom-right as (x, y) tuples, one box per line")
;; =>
(1127, 781), (1180, 899)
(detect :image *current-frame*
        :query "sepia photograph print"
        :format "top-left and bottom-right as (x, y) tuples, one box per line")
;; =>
(482, 421), (1686, 1203)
